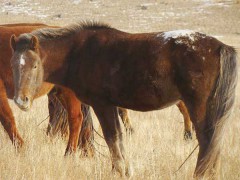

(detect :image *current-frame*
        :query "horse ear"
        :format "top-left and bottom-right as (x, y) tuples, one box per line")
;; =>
(30, 35), (39, 50)
(10, 34), (16, 51)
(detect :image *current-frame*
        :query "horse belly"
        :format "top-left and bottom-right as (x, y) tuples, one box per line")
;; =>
(112, 76), (181, 112)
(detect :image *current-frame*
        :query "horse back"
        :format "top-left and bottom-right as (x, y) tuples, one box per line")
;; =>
(67, 30), (181, 110)
(69, 29), (227, 111)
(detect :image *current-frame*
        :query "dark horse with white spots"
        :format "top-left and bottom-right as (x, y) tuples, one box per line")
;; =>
(10, 22), (237, 179)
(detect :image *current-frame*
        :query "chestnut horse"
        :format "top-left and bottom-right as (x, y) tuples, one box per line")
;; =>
(0, 23), (150, 157)
(11, 22), (235, 178)
(0, 23), (95, 155)
(2, 26), (192, 142)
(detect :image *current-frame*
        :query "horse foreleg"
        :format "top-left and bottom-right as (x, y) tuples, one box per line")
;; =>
(0, 80), (23, 148)
(177, 101), (192, 140)
(118, 107), (134, 134)
(93, 104), (132, 177)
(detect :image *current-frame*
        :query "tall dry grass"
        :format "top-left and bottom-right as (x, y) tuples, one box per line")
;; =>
(0, 81), (240, 179)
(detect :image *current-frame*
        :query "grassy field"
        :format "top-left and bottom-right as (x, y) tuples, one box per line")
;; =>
(0, 0), (239, 179)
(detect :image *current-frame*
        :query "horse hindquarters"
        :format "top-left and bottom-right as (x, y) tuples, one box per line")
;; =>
(0, 79), (23, 148)
(183, 46), (237, 179)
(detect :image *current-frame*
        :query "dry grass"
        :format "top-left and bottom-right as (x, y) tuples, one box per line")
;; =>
(0, 0), (240, 179)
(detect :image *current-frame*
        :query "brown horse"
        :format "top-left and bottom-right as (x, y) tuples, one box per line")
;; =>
(0, 23), (139, 157)
(0, 23), (191, 159)
(11, 22), (236, 178)
(0, 23), (94, 155)
(2, 26), (192, 142)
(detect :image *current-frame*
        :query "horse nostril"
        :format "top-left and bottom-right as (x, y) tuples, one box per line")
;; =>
(24, 96), (29, 103)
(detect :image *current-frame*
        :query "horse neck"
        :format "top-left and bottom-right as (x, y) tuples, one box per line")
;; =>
(38, 37), (74, 86)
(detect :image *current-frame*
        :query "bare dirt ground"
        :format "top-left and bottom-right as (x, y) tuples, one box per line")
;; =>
(0, 0), (239, 179)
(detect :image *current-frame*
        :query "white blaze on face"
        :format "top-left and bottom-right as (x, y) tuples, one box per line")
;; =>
(20, 55), (25, 66)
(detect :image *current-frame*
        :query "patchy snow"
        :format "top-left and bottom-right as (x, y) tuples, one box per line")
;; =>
(194, 0), (232, 7)
(72, 0), (82, 5)
(212, 35), (224, 39)
(161, 30), (197, 41)
(1, 0), (49, 19)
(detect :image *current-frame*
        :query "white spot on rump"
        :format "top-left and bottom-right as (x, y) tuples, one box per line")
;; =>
(20, 55), (25, 66)
(162, 30), (196, 41)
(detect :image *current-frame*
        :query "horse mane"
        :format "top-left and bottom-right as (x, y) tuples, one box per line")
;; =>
(30, 21), (113, 40)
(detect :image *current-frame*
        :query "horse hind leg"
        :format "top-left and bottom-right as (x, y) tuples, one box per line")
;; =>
(0, 80), (23, 148)
(118, 107), (134, 134)
(49, 86), (82, 155)
(92, 104), (132, 177)
(177, 101), (193, 140)
(187, 45), (237, 179)
(185, 100), (222, 179)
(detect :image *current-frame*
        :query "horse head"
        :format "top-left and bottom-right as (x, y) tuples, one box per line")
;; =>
(10, 34), (43, 111)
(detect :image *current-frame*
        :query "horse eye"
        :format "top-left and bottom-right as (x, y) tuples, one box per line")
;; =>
(33, 65), (37, 69)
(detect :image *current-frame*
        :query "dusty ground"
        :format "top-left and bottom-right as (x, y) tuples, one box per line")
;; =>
(0, 0), (240, 179)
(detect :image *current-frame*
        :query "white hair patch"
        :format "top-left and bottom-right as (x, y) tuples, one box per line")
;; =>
(161, 30), (196, 41)
(20, 55), (25, 66)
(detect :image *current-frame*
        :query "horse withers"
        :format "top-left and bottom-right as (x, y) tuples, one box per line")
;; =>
(10, 22), (237, 178)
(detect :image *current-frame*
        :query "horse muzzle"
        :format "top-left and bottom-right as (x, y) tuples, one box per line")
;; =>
(14, 95), (31, 111)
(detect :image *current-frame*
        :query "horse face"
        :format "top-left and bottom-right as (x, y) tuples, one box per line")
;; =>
(10, 35), (43, 111)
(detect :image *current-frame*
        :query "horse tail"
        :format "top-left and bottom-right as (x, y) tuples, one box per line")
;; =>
(47, 92), (68, 137)
(196, 45), (237, 176)
(78, 104), (95, 157)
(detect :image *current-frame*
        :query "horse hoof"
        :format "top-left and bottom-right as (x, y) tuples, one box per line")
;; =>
(112, 159), (126, 177)
(126, 127), (134, 135)
(125, 162), (134, 177)
(79, 147), (95, 158)
(184, 131), (192, 140)
(13, 137), (24, 149)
